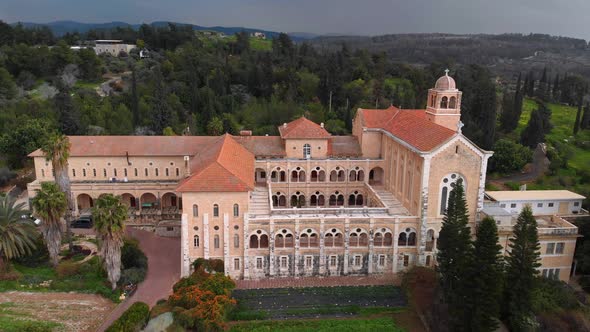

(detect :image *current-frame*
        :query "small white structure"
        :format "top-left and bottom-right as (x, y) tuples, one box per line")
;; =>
(485, 190), (586, 216)
(251, 32), (266, 39)
(94, 40), (136, 56)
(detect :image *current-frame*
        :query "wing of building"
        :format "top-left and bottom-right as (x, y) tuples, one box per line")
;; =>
(28, 72), (585, 282)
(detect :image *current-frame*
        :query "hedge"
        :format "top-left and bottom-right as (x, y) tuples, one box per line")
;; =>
(106, 301), (150, 332)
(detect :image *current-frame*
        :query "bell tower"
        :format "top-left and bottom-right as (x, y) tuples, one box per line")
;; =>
(426, 69), (463, 132)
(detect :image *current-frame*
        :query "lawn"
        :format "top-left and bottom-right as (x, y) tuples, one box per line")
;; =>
(512, 98), (590, 201)
(229, 317), (404, 332)
(0, 302), (63, 332)
(0, 256), (120, 302)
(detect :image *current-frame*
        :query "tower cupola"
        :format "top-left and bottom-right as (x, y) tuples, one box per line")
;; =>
(426, 69), (463, 131)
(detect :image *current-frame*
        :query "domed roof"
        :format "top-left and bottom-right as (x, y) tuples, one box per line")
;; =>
(435, 70), (456, 90)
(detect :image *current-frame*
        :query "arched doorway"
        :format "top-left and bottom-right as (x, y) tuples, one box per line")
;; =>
(369, 167), (384, 185)
(140, 193), (157, 209)
(161, 192), (178, 208)
(255, 168), (267, 185)
(121, 193), (136, 208)
(76, 194), (93, 212)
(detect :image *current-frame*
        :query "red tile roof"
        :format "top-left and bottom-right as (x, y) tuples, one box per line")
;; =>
(278, 117), (331, 139)
(176, 135), (254, 192)
(328, 136), (362, 157)
(233, 136), (286, 158)
(28, 136), (218, 157)
(359, 106), (456, 152)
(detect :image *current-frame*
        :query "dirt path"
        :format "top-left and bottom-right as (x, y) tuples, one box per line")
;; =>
(490, 144), (550, 189)
(0, 291), (115, 332)
(97, 228), (180, 331)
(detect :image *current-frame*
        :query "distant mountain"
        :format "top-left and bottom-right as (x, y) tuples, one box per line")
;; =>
(13, 20), (317, 41)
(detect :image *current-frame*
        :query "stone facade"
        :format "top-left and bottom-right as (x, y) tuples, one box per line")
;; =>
(27, 73), (583, 283)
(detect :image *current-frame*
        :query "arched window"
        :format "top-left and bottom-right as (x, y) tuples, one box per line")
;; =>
(324, 228), (344, 247)
(260, 234), (269, 248)
(300, 229), (319, 248)
(349, 228), (368, 247)
(291, 167), (306, 182)
(213, 204), (219, 217)
(426, 229), (435, 251)
(250, 234), (259, 248)
(193, 235), (199, 247)
(272, 192), (287, 207)
(440, 96), (448, 109)
(275, 229), (294, 248)
(303, 144), (311, 159)
(214, 235), (220, 249)
(290, 192), (305, 208)
(192, 204), (198, 217)
(398, 228), (416, 247)
(233, 204), (239, 217)
(310, 192), (325, 207)
(440, 174), (465, 215)
(348, 191), (364, 206)
(373, 229), (393, 247)
(234, 234), (240, 248)
(330, 167), (345, 182)
(310, 167), (326, 182)
(449, 96), (457, 109)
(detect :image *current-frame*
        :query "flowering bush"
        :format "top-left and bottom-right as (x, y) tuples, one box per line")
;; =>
(168, 266), (236, 331)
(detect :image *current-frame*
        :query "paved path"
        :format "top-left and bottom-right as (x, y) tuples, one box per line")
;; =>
(236, 273), (400, 289)
(97, 228), (180, 332)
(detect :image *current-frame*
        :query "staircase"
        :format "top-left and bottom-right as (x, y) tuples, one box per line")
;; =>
(249, 186), (271, 216)
(372, 188), (409, 215)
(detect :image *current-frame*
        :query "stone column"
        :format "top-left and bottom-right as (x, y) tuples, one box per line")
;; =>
(203, 213), (210, 259)
(294, 219), (300, 277)
(344, 218), (350, 275)
(180, 213), (190, 277)
(243, 214), (250, 279)
(368, 218), (375, 274)
(223, 213), (230, 276)
(418, 156), (432, 265)
(319, 217), (326, 275)
(393, 219), (399, 273)
(269, 218), (275, 276)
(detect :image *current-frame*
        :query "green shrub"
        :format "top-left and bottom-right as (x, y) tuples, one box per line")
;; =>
(13, 235), (49, 267)
(121, 239), (148, 270)
(106, 301), (150, 332)
(56, 261), (80, 278)
(191, 258), (224, 273)
(119, 267), (147, 285)
(505, 181), (522, 190)
(532, 277), (580, 313)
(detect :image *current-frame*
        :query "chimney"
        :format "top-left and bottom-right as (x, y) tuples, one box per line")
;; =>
(239, 130), (252, 136)
(320, 122), (324, 128)
(283, 123), (287, 128)
(183, 156), (190, 177)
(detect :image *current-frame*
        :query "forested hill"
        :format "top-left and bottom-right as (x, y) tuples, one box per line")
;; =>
(310, 33), (590, 82)
(14, 20), (313, 41)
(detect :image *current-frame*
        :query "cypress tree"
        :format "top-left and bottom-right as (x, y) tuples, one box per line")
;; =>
(581, 102), (590, 130)
(468, 216), (504, 332)
(504, 205), (541, 331)
(552, 74), (560, 101)
(520, 109), (545, 148)
(436, 179), (473, 331)
(574, 100), (583, 135)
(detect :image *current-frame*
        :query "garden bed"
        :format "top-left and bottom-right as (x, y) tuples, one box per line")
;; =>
(231, 285), (406, 320)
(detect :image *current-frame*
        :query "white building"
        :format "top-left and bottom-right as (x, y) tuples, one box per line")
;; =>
(94, 40), (136, 56)
(485, 190), (586, 216)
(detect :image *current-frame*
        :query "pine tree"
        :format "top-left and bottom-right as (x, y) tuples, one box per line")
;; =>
(436, 178), (473, 331)
(504, 205), (541, 331)
(468, 216), (504, 332)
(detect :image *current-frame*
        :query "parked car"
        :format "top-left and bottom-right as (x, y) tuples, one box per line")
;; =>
(71, 216), (93, 229)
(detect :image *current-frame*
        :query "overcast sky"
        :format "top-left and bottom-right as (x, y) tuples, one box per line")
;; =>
(1, 0), (588, 40)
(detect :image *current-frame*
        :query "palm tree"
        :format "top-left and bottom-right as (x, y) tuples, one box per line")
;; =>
(92, 194), (127, 290)
(42, 134), (74, 250)
(0, 195), (38, 271)
(31, 182), (67, 267)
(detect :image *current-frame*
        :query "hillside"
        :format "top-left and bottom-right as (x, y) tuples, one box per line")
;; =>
(511, 99), (590, 199)
(310, 33), (590, 82)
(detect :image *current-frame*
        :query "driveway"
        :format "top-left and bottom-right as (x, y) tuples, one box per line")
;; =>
(97, 228), (180, 331)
